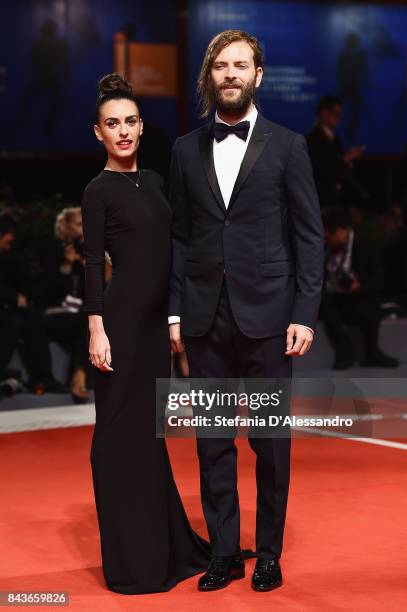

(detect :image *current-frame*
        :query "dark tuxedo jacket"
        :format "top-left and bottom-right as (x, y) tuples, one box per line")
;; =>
(169, 112), (324, 338)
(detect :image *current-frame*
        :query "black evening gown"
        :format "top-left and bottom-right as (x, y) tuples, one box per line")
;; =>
(81, 169), (210, 594)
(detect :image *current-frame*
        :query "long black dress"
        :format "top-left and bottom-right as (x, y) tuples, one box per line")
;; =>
(81, 168), (210, 594)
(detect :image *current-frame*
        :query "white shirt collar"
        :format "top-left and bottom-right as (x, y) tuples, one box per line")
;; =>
(321, 123), (335, 141)
(214, 104), (258, 127)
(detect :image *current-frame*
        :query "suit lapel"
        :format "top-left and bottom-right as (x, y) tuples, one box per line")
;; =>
(199, 121), (226, 214)
(227, 113), (273, 212)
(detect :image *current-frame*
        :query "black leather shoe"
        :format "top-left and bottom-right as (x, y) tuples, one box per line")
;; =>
(198, 552), (245, 591)
(251, 557), (282, 592)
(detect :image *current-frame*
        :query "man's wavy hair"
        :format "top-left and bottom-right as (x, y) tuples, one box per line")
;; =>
(197, 30), (264, 118)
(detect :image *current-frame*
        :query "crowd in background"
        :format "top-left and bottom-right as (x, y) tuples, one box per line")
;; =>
(0, 94), (406, 399)
(306, 95), (405, 369)
(0, 206), (112, 402)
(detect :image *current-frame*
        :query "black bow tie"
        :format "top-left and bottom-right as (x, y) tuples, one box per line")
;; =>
(213, 120), (250, 142)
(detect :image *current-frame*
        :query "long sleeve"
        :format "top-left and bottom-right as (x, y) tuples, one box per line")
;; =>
(284, 134), (325, 330)
(168, 139), (190, 317)
(81, 184), (106, 315)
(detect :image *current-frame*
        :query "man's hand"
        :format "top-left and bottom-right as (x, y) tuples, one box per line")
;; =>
(169, 323), (184, 353)
(344, 145), (365, 164)
(285, 324), (314, 356)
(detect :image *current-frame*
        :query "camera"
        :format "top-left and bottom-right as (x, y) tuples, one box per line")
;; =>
(64, 238), (84, 257)
(72, 238), (84, 257)
(335, 268), (354, 291)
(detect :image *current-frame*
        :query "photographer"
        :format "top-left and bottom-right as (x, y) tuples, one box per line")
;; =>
(306, 95), (367, 210)
(0, 214), (66, 396)
(42, 207), (90, 404)
(320, 207), (399, 369)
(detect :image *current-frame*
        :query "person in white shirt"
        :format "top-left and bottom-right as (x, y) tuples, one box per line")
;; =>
(168, 30), (324, 593)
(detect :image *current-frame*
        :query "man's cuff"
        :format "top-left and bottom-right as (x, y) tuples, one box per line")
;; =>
(168, 316), (181, 325)
(291, 323), (314, 334)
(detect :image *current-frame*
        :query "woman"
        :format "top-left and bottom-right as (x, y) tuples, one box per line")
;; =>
(81, 73), (210, 594)
(43, 207), (90, 403)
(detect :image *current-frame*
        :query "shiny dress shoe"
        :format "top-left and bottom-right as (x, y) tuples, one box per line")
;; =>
(251, 557), (282, 591)
(198, 552), (245, 591)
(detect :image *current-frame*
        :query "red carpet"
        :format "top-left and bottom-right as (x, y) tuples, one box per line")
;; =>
(0, 427), (406, 610)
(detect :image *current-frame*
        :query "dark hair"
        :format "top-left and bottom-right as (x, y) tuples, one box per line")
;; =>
(0, 214), (17, 237)
(95, 73), (139, 123)
(321, 206), (351, 234)
(316, 95), (342, 116)
(197, 30), (264, 118)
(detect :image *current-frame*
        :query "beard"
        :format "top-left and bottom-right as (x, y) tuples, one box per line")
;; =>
(213, 76), (257, 114)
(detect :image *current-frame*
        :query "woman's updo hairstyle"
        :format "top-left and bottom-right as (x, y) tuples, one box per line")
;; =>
(95, 73), (139, 122)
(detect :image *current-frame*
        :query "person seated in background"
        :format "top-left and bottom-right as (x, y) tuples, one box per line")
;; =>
(306, 95), (367, 210)
(0, 214), (67, 394)
(41, 207), (90, 404)
(319, 206), (399, 370)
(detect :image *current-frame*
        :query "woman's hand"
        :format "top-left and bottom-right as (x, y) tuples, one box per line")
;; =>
(88, 315), (113, 371)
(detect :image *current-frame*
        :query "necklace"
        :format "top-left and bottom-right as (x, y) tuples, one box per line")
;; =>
(105, 166), (142, 187)
(117, 169), (142, 188)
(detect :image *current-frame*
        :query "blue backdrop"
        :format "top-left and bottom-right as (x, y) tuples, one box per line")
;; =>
(2, 1), (407, 154)
(188, 1), (407, 154)
(1, 0), (177, 151)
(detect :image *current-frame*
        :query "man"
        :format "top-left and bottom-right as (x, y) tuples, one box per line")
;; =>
(168, 30), (324, 592)
(306, 95), (366, 209)
(320, 206), (399, 369)
(0, 214), (66, 394)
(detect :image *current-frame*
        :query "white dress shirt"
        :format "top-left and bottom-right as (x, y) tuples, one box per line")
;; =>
(213, 105), (258, 207)
(169, 104), (314, 336)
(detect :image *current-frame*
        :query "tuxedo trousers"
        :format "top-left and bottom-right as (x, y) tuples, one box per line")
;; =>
(183, 279), (292, 560)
